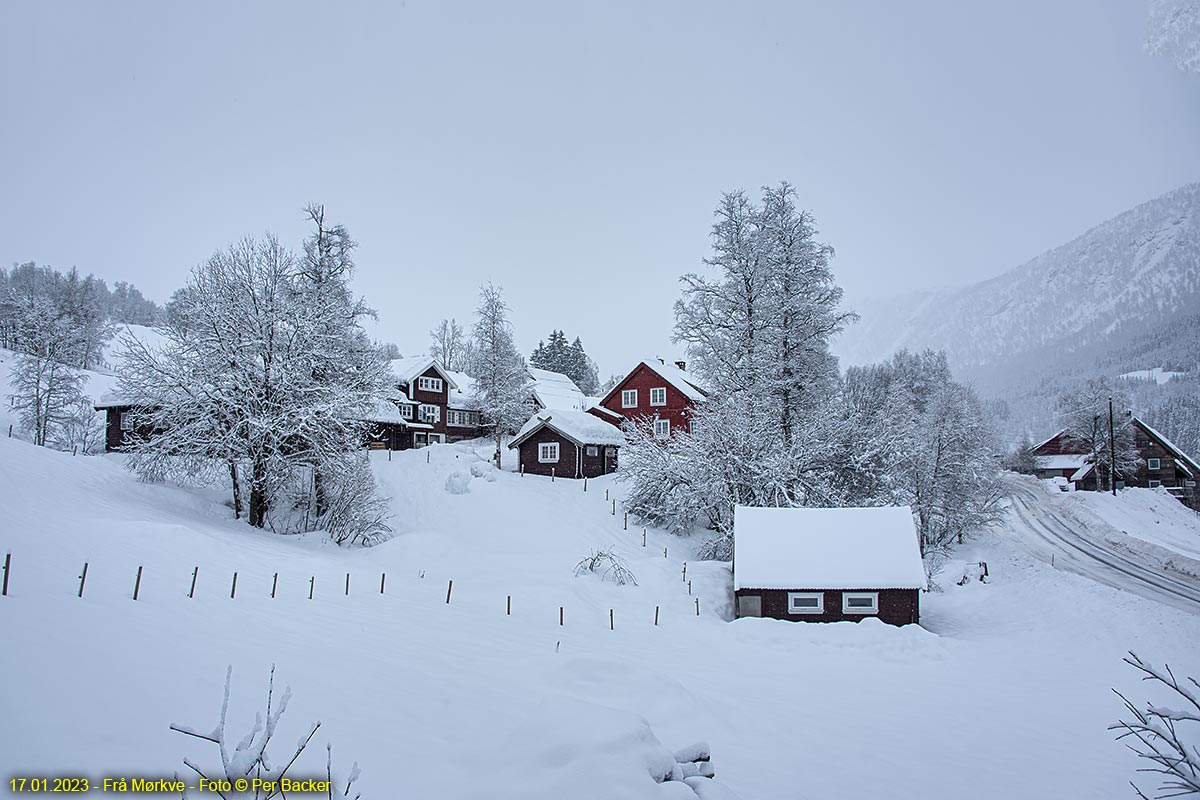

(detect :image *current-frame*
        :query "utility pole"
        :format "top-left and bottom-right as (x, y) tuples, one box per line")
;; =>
(1109, 396), (1117, 497)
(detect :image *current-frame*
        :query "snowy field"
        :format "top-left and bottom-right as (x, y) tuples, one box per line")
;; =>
(3, 437), (1200, 799)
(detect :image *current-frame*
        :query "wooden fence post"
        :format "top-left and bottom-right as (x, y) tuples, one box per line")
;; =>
(611, 499), (616, 516)
(643, 528), (646, 547)
(605, 488), (609, 501)
(133, 565), (143, 600)
(230, 572), (238, 599)
(507, 595), (511, 615)
(559, 606), (564, 626)
(663, 547), (667, 559)
(78, 562), (89, 598)
(309, 576), (315, 600)
(7, 424), (11, 438)
(446, 579), (453, 604)
(583, 477), (587, 492)
(551, 467), (555, 482)
(682, 562), (687, 581)
(189, 566), (198, 598)
(695, 598), (700, 616)
(2, 552), (10, 596)
(345, 573), (350, 596)
(654, 606), (659, 626)
(73, 445), (78, 456)
(610, 609), (614, 630)
(623, 512), (627, 530)
(380, 573), (386, 594)
(271, 572), (278, 598)
(688, 580), (692, 595)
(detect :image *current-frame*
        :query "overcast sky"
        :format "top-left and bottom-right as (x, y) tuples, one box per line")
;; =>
(3, 1), (1199, 379)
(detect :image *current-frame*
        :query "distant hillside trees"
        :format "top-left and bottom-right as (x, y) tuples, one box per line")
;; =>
(529, 329), (600, 394)
(1148, 0), (1200, 73)
(469, 282), (531, 467)
(1146, 392), (1200, 463)
(117, 208), (392, 541)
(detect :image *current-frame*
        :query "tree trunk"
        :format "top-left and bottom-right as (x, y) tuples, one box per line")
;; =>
(228, 461), (243, 519)
(248, 457), (268, 528)
(314, 468), (327, 519)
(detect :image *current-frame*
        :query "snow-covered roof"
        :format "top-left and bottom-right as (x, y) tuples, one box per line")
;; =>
(529, 368), (587, 411)
(1176, 459), (1194, 479)
(363, 400), (408, 425)
(639, 359), (707, 403)
(508, 410), (626, 450)
(587, 404), (623, 421)
(1035, 454), (1088, 471)
(444, 369), (478, 409)
(1069, 463), (1094, 483)
(93, 392), (137, 409)
(733, 506), (926, 591)
(1134, 418), (1200, 477)
(389, 356), (458, 389)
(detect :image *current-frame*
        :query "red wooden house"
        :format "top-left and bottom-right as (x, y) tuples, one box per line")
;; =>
(593, 359), (708, 438)
(367, 357), (483, 450)
(508, 410), (624, 479)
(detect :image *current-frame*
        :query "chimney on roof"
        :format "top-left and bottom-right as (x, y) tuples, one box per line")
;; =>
(675, 360), (686, 371)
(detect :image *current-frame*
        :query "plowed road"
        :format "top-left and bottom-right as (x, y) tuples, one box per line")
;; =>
(1006, 478), (1200, 614)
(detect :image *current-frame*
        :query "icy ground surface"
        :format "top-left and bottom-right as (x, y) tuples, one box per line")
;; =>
(2, 437), (1200, 799)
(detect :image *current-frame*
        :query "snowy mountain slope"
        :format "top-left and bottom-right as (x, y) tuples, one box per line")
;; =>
(3, 437), (1200, 798)
(836, 182), (1200, 394)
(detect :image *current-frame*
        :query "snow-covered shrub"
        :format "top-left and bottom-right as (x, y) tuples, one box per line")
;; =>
(1111, 651), (1200, 798)
(171, 665), (364, 798)
(574, 546), (638, 586)
(319, 455), (392, 547)
(469, 461), (491, 478)
(49, 396), (105, 455)
(445, 471), (472, 495)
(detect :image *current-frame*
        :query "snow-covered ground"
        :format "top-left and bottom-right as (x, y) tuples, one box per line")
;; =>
(1118, 367), (1187, 385)
(3, 440), (1200, 798)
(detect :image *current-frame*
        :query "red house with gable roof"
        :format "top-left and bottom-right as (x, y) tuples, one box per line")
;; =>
(593, 359), (708, 438)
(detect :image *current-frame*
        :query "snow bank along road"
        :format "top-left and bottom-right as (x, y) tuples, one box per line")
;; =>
(1005, 476), (1200, 614)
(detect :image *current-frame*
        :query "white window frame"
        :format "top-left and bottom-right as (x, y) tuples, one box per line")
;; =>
(539, 442), (559, 463)
(1147, 458), (1161, 470)
(842, 592), (879, 615)
(1149, 479), (1162, 489)
(427, 434), (444, 445)
(119, 411), (132, 431)
(586, 445), (598, 457)
(621, 389), (638, 408)
(653, 418), (670, 439)
(419, 404), (440, 424)
(787, 592), (824, 615)
(417, 376), (444, 393)
(649, 387), (667, 406)
(400, 403), (413, 420)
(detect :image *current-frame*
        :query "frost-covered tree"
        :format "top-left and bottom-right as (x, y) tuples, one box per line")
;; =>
(1148, 0), (1200, 73)
(844, 350), (1005, 556)
(1111, 651), (1200, 798)
(118, 211), (391, 536)
(1004, 434), (1040, 475)
(567, 336), (600, 395)
(7, 295), (89, 447)
(1059, 380), (1140, 490)
(429, 318), (466, 371)
(530, 329), (600, 394)
(469, 282), (531, 467)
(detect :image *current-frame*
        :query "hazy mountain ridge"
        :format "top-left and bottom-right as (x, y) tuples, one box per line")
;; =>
(837, 182), (1200, 385)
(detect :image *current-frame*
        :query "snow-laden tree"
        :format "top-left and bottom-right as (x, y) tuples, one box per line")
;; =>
(1148, 0), (1200, 73)
(568, 336), (601, 395)
(529, 329), (600, 394)
(7, 295), (89, 447)
(469, 282), (531, 467)
(1059, 380), (1141, 491)
(429, 318), (466, 371)
(1111, 651), (1200, 798)
(118, 211), (392, 535)
(844, 350), (1005, 556)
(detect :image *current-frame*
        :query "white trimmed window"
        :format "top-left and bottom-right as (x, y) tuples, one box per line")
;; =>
(539, 442), (559, 463)
(621, 389), (638, 408)
(842, 592), (879, 615)
(1149, 480), (1162, 488)
(417, 376), (444, 393)
(787, 592), (823, 614)
(119, 411), (132, 431)
(1147, 458), (1161, 470)
(400, 403), (413, 420)
(650, 387), (667, 406)
(419, 404), (440, 423)
(653, 418), (670, 439)
(586, 445), (599, 456)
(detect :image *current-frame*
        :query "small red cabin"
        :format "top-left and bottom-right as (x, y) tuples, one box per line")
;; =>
(508, 410), (624, 479)
(733, 506), (926, 627)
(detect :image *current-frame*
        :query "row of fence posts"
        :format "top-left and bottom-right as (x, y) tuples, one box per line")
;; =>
(1, 553), (703, 622)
